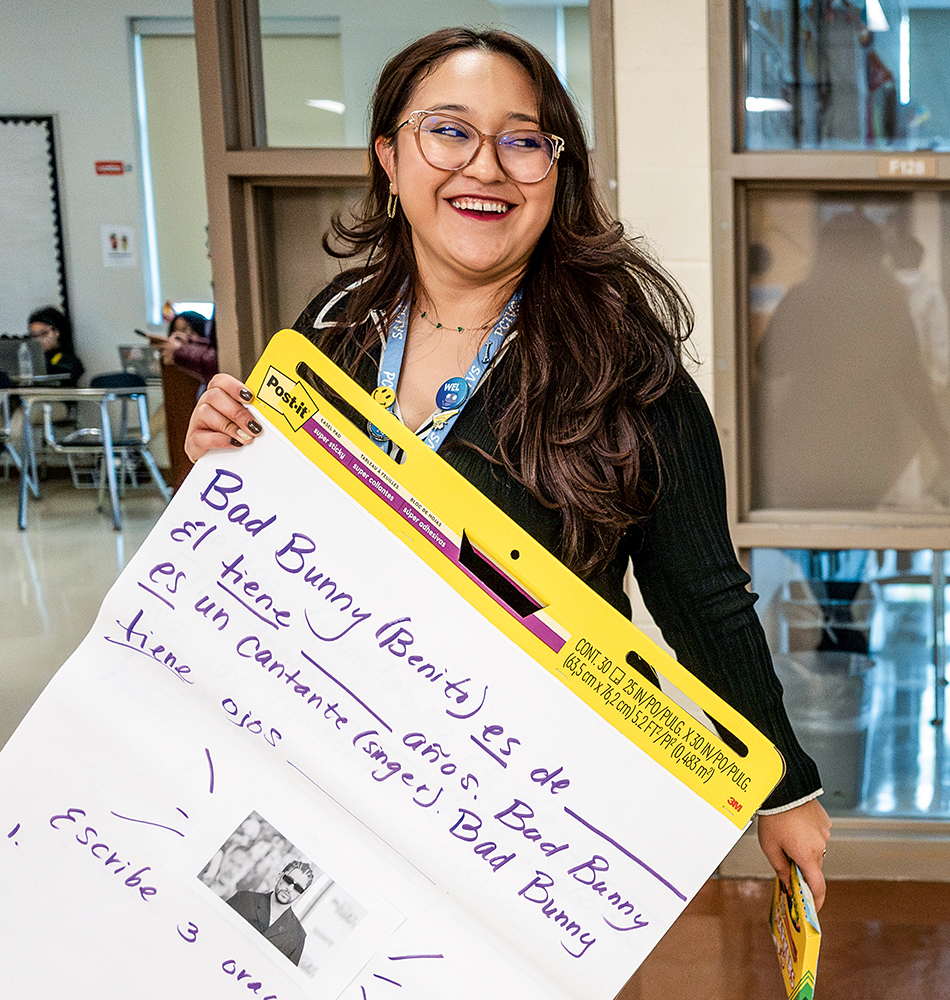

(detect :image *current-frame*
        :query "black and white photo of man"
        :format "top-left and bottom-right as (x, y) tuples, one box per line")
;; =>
(227, 860), (315, 965)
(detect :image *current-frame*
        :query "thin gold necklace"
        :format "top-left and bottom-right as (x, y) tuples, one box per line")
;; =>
(417, 303), (496, 335)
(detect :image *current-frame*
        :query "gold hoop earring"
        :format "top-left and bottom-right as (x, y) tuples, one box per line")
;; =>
(386, 190), (398, 219)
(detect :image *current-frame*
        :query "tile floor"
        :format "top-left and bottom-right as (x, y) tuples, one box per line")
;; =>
(1, 474), (167, 747)
(620, 877), (950, 999)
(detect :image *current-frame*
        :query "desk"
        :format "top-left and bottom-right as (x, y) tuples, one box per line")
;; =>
(1, 385), (169, 530)
(9, 373), (66, 387)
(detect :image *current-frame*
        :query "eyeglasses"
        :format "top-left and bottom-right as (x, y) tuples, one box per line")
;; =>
(394, 111), (564, 184)
(280, 873), (308, 893)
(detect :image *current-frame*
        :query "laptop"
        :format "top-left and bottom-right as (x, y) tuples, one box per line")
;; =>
(0, 336), (46, 379)
(118, 344), (162, 381)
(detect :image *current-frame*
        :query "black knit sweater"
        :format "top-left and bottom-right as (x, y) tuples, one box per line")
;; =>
(294, 282), (821, 811)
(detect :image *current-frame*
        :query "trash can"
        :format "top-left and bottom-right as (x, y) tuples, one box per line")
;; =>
(773, 650), (874, 810)
(781, 578), (874, 655)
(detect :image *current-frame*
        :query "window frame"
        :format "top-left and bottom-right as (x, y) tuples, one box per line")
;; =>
(192, 0), (617, 378)
(709, 0), (950, 556)
(710, 0), (950, 880)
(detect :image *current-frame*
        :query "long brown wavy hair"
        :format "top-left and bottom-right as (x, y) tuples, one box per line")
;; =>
(318, 27), (694, 577)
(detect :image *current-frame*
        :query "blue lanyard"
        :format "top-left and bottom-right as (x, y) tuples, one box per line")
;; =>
(371, 291), (520, 454)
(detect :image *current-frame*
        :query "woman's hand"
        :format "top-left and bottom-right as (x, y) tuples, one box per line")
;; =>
(148, 332), (186, 366)
(185, 373), (262, 463)
(757, 798), (832, 910)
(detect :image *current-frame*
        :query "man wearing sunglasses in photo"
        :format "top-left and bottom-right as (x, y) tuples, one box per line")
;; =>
(227, 860), (314, 965)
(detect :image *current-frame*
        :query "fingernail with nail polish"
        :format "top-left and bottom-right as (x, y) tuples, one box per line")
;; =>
(239, 388), (253, 401)
(236, 429), (253, 442)
(229, 438), (243, 447)
(248, 420), (262, 434)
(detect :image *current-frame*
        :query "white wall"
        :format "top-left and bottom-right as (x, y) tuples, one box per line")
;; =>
(613, 0), (713, 401)
(0, 0), (199, 379)
(612, 0), (713, 646)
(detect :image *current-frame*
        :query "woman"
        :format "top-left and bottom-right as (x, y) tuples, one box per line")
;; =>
(152, 310), (218, 491)
(186, 28), (831, 906)
(154, 310), (218, 387)
(28, 305), (84, 386)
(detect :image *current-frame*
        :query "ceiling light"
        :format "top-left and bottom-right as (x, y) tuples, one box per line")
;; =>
(865, 0), (889, 32)
(746, 97), (793, 113)
(306, 99), (345, 114)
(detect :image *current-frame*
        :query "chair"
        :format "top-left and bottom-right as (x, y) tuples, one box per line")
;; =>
(41, 372), (172, 507)
(0, 369), (21, 474)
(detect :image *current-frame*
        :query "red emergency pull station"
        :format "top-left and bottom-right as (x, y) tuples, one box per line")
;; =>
(95, 161), (126, 175)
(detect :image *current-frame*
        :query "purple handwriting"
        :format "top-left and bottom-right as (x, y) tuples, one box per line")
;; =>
(116, 471), (663, 959)
(566, 856), (650, 931)
(199, 469), (277, 537)
(517, 872), (597, 958)
(220, 958), (280, 999)
(449, 795), (655, 940)
(564, 805), (684, 902)
(183, 473), (512, 747)
(450, 800), (567, 864)
(194, 594), (231, 631)
(218, 554), (292, 629)
(170, 519), (217, 550)
(469, 723), (521, 768)
(388, 953), (445, 961)
(178, 921), (199, 943)
(199, 485), (505, 732)
(110, 809), (186, 837)
(104, 608), (194, 684)
(137, 561), (186, 609)
(402, 731), (479, 788)
(300, 650), (390, 731)
(374, 617), (490, 721)
(351, 728), (478, 797)
(351, 731), (444, 806)
(447, 811), (517, 873)
(49, 806), (158, 901)
(221, 697), (282, 746)
(235, 636), (348, 728)
(274, 533), (371, 640)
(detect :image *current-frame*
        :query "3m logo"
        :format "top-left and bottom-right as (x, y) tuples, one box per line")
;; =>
(727, 797), (743, 812)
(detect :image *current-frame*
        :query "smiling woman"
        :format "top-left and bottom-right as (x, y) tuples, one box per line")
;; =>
(370, 44), (560, 425)
(186, 27), (831, 909)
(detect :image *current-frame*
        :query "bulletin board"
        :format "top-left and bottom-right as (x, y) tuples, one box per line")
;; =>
(0, 115), (69, 337)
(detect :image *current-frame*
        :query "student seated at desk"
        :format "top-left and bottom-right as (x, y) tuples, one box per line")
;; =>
(149, 310), (218, 491)
(152, 310), (218, 392)
(28, 306), (85, 387)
